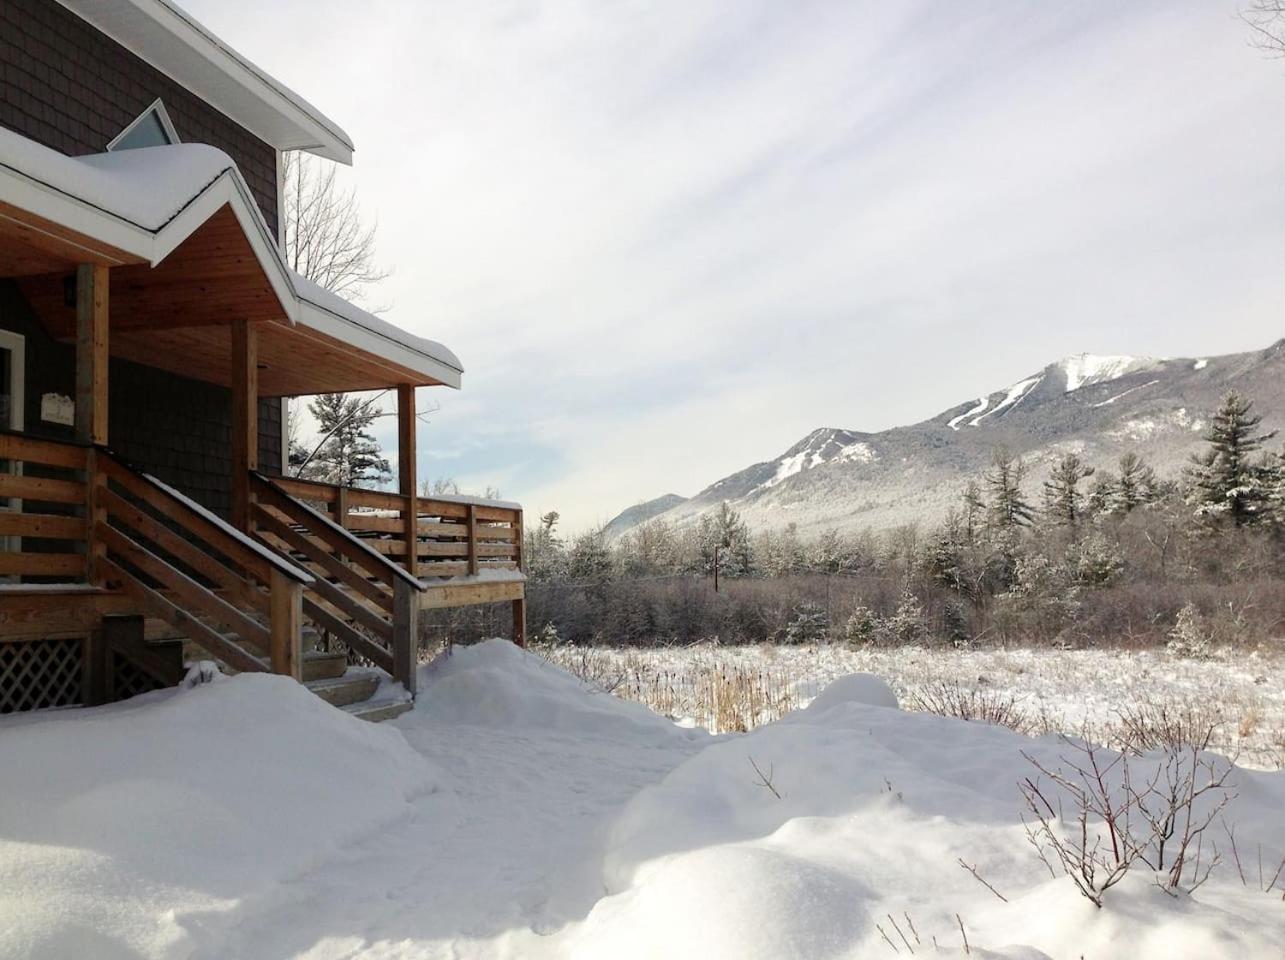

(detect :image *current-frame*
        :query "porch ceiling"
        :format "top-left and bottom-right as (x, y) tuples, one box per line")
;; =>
(6, 206), (449, 396)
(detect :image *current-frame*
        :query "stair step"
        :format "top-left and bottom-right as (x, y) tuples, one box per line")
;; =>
(342, 699), (413, 723)
(305, 672), (380, 707)
(302, 650), (348, 682)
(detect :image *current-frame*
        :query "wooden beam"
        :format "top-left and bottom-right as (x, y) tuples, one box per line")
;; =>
(512, 596), (527, 649)
(230, 319), (258, 531)
(269, 568), (302, 681)
(75, 263), (109, 445)
(392, 577), (418, 695)
(398, 383), (418, 577)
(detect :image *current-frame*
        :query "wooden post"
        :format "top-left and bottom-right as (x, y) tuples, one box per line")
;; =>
(268, 568), (302, 680)
(512, 509), (525, 647)
(397, 383), (418, 577)
(82, 625), (110, 706)
(466, 503), (479, 576)
(511, 595), (526, 649)
(334, 485), (349, 528)
(393, 577), (418, 695)
(84, 447), (106, 585)
(74, 264), (108, 445)
(230, 319), (258, 532)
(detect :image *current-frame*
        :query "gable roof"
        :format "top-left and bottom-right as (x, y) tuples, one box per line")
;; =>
(57, 0), (354, 163)
(0, 127), (461, 388)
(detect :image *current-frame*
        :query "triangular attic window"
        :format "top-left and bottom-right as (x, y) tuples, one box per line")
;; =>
(107, 99), (180, 151)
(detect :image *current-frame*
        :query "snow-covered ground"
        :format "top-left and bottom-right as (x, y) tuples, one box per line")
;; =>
(539, 643), (1285, 771)
(1, 640), (1282, 959)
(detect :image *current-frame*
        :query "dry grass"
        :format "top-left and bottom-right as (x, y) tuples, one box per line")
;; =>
(530, 642), (1285, 769)
(904, 680), (1035, 735)
(537, 644), (798, 733)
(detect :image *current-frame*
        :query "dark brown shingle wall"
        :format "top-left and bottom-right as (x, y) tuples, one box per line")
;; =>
(0, 0), (279, 236)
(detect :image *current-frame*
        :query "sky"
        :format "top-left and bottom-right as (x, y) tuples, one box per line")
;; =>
(184, 0), (1285, 532)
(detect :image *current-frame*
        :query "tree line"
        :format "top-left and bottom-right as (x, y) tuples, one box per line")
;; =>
(505, 392), (1284, 650)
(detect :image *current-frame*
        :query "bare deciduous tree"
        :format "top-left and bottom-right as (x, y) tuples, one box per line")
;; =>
(1243, 2), (1285, 56)
(280, 150), (397, 479)
(281, 151), (390, 304)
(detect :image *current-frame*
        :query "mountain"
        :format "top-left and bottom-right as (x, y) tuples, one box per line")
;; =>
(603, 494), (689, 539)
(604, 340), (1285, 539)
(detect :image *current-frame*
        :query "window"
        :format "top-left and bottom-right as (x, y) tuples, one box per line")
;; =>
(107, 99), (180, 152)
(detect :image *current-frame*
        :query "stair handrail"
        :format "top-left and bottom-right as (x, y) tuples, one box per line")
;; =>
(250, 472), (425, 592)
(97, 448), (313, 587)
(250, 472), (423, 694)
(94, 448), (311, 678)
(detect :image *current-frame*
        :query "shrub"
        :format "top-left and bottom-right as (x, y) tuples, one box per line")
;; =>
(905, 679), (1033, 734)
(781, 601), (829, 644)
(843, 604), (881, 646)
(1167, 602), (1212, 660)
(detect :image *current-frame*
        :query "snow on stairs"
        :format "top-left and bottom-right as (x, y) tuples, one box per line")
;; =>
(302, 651), (412, 723)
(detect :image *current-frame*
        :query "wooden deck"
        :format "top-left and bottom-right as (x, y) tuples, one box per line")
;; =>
(0, 431), (526, 714)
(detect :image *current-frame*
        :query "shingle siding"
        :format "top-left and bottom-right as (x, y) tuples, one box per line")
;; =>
(0, 0), (280, 236)
(0, 281), (283, 518)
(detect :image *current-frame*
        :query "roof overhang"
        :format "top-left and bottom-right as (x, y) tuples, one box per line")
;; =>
(56, 0), (355, 164)
(0, 132), (461, 393)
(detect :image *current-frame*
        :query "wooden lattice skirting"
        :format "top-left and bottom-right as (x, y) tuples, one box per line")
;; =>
(0, 636), (84, 713)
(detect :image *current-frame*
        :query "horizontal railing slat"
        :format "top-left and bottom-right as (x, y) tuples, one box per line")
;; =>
(0, 512), (86, 540)
(0, 473), (85, 504)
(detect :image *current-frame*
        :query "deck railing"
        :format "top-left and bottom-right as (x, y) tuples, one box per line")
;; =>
(266, 475), (524, 580)
(0, 431), (92, 583)
(250, 472), (423, 691)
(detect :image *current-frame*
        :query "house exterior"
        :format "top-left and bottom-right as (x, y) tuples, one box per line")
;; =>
(0, 0), (525, 717)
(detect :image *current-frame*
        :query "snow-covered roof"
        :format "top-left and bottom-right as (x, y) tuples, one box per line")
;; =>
(57, 0), (354, 163)
(0, 128), (462, 388)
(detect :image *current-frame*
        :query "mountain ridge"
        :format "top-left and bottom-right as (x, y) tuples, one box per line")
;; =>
(604, 340), (1285, 539)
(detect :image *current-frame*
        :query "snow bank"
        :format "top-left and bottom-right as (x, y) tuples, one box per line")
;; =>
(0, 675), (439, 960)
(414, 639), (696, 745)
(565, 674), (1285, 960)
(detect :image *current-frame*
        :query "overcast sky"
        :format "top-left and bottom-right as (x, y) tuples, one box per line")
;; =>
(186, 0), (1285, 532)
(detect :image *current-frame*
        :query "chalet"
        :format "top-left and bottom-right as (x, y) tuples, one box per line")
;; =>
(0, 0), (525, 718)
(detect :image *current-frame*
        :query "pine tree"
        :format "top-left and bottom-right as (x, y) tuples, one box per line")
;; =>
(568, 526), (613, 582)
(1042, 453), (1094, 528)
(1112, 452), (1158, 514)
(306, 392), (391, 486)
(525, 511), (567, 581)
(697, 502), (754, 576)
(1187, 392), (1278, 527)
(984, 449), (1034, 532)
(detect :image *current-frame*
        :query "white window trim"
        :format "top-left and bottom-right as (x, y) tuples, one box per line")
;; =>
(107, 98), (181, 152)
(0, 329), (25, 563)
(0, 329), (25, 432)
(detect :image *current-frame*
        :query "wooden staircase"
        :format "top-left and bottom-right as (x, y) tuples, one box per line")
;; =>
(301, 651), (411, 723)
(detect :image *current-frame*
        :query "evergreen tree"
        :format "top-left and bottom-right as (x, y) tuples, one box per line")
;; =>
(697, 502), (754, 576)
(984, 449), (1035, 532)
(1187, 392), (1278, 526)
(1042, 452), (1094, 528)
(525, 511), (567, 581)
(1112, 451), (1158, 514)
(306, 392), (391, 486)
(567, 526), (613, 583)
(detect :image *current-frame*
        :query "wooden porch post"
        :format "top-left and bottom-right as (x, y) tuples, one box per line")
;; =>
(230, 319), (258, 532)
(512, 509), (526, 647)
(398, 383), (418, 577)
(75, 264), (108, 445)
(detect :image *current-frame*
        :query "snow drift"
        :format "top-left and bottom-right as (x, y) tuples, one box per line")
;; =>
(0, 642), (1282, 960)
(0, 675), (438, 960)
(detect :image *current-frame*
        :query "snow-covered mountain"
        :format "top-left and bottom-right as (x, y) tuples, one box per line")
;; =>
(605, 341), (1285, 538)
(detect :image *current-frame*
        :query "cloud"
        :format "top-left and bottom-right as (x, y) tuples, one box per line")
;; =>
(188, 0), (1285, 530)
